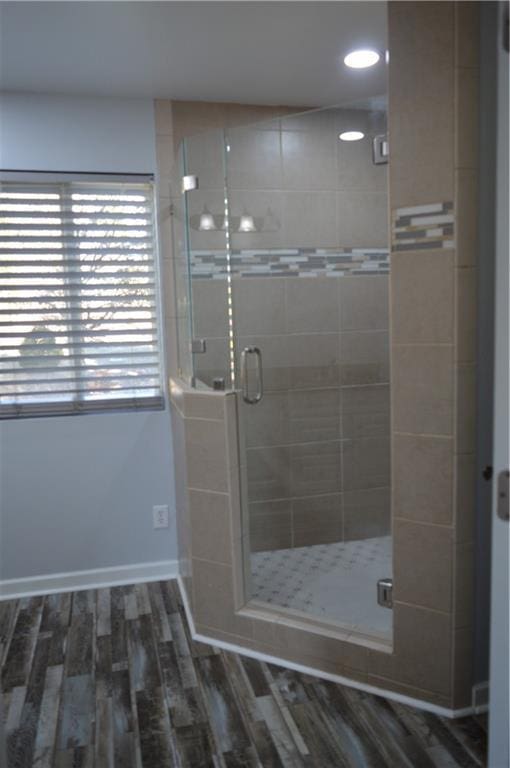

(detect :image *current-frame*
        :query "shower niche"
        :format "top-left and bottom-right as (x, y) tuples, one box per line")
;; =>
(174, 102), (393, 645)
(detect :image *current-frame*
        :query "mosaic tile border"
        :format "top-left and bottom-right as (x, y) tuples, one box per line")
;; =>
(392, 202), (454, 251)
(190, 248), (390, 278)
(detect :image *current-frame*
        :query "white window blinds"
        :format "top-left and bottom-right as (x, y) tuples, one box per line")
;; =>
(0, 174), (164, 417)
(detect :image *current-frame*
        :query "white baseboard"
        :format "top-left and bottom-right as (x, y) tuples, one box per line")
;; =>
(0, 559), (179, 600)
(176, 576), (477, 721)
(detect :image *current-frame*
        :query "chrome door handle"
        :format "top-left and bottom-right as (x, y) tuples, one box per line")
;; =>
(241, 346), (263, 404)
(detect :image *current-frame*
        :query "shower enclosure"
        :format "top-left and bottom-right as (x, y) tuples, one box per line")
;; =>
(174, 102), (391, 641)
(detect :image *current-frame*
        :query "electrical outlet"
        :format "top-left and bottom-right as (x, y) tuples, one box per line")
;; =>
(153, 505), (169, 529)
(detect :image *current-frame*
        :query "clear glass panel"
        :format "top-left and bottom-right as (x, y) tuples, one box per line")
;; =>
(225, 102), (392, 641)
(179, 130), (231, 388)
(173, 140), (193, 384)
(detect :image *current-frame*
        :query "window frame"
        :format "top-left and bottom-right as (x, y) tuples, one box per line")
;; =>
(0, 170), (166, 419)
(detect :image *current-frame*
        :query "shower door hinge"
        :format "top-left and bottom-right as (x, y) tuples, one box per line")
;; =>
(482, 465), (493, 481)
(497, 469), (510, 521)
(377, 578), (393, 608)
(373, 134), (389, 165)
(182, 175), (199, 192)
(191, 338), (207, 354)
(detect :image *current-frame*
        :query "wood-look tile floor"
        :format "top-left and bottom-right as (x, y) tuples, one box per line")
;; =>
(0, 580), (487, 767)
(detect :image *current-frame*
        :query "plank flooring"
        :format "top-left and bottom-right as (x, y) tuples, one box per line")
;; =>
(0, 580), (488, 767)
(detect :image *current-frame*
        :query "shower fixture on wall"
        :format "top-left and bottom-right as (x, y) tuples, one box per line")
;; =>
(373, 134), (389, 164)
(238, 211), (256, 232)
(198, 206), (215, 231)
(192, 203), (280, 233)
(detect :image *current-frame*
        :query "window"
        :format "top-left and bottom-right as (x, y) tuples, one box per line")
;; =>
(0, 172), (164, 417)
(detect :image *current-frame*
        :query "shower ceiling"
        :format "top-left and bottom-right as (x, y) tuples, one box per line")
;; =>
(0, 2), (387, 106)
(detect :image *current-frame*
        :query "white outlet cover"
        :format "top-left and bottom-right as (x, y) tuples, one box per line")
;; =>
(153, 504), (169, 529)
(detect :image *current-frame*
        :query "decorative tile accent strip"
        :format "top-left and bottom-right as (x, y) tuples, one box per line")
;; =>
(392, 202), (454, 251)
(190, 248), (390, 278)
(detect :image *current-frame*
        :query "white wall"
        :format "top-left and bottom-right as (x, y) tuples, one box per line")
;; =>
(0, 92), (157, 172)
(0, 93), (177, 581)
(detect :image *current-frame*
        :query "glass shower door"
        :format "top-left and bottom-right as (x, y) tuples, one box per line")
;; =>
(225, 105), (393, 640)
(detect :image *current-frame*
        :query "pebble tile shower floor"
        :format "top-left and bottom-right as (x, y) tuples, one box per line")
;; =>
(251, 536), (392, 639)
(0, 580), (487, 767)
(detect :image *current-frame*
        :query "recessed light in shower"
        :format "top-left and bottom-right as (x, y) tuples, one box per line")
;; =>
(344, 49), (380, 69)
(339, 131), (365, 141)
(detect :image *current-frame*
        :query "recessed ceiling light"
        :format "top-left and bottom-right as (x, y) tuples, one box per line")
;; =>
(344, 49), (380, 69)
(339, 131), (365, 142)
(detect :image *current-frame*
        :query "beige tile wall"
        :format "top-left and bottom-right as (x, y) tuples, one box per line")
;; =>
(160, 102), (388, 384)
(156, 101), (304, 385)
(388, 0), (478, 708)
(177, 107), (387, 262)
(162, 0), (479, 711)
(170, 107), (387, 249)
(192, 274), (391, 551)
(172, 102), (391, 552)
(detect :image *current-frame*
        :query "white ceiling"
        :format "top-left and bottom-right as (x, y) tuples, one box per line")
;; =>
(0, 2), (387, 107)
